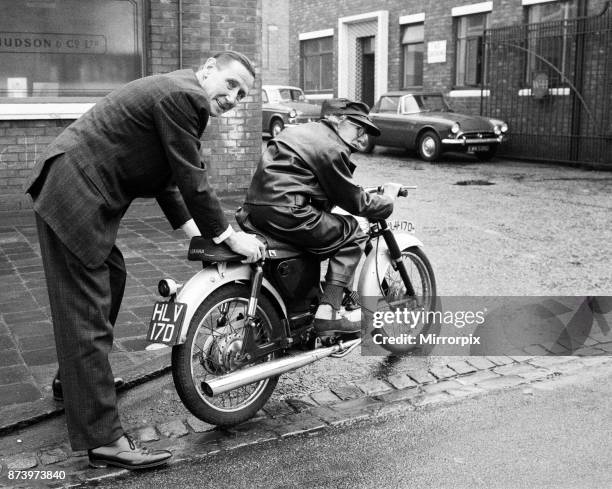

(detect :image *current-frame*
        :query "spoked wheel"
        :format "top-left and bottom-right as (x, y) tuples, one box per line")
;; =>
(172, 284), (281, 426)
(376, 246), (437, 354)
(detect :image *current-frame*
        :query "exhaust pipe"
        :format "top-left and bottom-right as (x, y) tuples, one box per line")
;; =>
(202, 339), (360, 397)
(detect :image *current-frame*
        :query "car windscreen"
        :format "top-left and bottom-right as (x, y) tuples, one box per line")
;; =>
(290, 89), (306, 101)
(377, 96), (400, 113)
(414, 94), (450, 112)
(277, 88), (294, 101)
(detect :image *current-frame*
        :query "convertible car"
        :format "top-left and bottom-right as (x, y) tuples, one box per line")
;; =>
(364, 92), (508, 162)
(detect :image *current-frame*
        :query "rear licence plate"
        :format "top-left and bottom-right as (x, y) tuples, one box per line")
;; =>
(468, 145), (489, 152)
(147, 301), (187, 345)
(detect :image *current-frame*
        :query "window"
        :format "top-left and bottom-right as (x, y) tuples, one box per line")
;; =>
(0, 0), (144, 99)
(376, 96), (400, 113)
(525, 0), (577, 87)
(300, 36), (333, 92)
(401, 23), (424, 88)
(401, 95), (420, 113)
(455, 13), (488, 87)
(262, 90), (269, 103)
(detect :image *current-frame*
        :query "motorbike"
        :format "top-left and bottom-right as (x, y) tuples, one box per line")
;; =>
(145, 185), (436, 426)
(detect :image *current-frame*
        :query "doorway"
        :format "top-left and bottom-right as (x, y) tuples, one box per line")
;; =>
(359, 36), (375, 108)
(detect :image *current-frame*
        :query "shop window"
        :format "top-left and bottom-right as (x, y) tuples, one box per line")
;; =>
(300, 36), (333, 92)
(0, 0), (144, 99)
(455, 13), (488, 87)
(525, 0), (577, 87)
(401, 23), (424, 88)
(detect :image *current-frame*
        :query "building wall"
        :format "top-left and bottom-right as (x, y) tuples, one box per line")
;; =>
(289, 0), (610, 163)
(0, 0), (262, 211)
(289, 0), (608, 100)
(262, 0), (290, 84)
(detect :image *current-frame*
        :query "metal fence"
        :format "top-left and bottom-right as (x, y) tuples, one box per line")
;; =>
(481, 3), (612, 166)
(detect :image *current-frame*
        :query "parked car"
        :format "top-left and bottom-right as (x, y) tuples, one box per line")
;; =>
(364, 92), (508, 162)
(262, 85), (321, 137)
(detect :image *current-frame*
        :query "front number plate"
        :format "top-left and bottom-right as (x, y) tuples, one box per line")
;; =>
(468, 145), (489, 152)
(147, 301), (187, 345)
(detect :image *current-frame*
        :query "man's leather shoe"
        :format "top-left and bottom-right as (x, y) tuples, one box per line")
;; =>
(314, 304), (361, 336)
(52, 373), (125, 402)
(88, 434), (172, 470)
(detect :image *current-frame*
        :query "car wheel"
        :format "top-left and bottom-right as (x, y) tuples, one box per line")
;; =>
(270, 119), (284, 138)
(475, 146), (497, 161)
(417, 130), (442, 162)
(361, 134), (375, 153)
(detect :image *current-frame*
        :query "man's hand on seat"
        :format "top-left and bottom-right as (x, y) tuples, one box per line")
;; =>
(225, 231), (266, 263)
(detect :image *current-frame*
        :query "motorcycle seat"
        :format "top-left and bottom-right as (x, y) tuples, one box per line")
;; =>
(187, 237), (245, 263)
(187, 234), (304, 263)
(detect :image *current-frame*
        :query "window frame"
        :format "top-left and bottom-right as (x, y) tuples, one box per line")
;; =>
(454, 12), (489, 88)
(0, 0), (147, 112)
(299, 35), (334, 94)
(400, 22), (425, 89)
(523, 0), (576, 88)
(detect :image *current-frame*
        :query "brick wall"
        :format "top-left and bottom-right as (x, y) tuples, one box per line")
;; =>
(290, 0), (609, 96)
(0, 0), (262, 211)
(262, 0), (290, 84)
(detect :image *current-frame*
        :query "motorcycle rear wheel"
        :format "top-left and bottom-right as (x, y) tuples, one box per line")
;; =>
(376, 246), (437, 354)
(172, 283), (280, 426)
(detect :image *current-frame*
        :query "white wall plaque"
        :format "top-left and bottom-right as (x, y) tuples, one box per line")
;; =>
(427, 40), (447, 64)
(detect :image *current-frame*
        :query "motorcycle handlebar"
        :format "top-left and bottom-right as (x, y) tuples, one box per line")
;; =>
(364, 185), (417, 197)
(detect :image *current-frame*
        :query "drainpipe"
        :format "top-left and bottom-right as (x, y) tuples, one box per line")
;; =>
(178, 0), (183, 69)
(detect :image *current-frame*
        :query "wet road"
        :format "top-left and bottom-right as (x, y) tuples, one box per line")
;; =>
(90, 358), (612, 489)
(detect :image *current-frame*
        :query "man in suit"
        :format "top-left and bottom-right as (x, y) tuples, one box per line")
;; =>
(25, 51), (265, 470)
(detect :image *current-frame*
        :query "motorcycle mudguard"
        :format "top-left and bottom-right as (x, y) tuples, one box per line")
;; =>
(357, 232), (425, 297)
(174, 263), (288, 344)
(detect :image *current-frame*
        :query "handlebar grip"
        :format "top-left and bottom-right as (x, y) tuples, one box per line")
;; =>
(364, 185), (417, 197)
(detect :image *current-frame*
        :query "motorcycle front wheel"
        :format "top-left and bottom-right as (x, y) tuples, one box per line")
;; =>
(376, 246), (438, 354)
(172, 283), (281, 426)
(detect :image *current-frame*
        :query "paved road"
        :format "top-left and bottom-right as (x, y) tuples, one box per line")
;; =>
(89, 361), (612, 489)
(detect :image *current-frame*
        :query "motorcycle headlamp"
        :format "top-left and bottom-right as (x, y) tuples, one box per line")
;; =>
(158, 278), (180, 297)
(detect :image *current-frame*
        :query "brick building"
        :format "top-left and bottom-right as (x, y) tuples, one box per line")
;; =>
(0, 0), (262, 211)
(262, 0), (290, 84)
(288, 0), (611, 165)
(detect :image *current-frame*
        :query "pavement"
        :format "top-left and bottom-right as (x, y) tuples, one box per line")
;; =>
(0, 194), (245, 434)
(1, 354), (610, 488)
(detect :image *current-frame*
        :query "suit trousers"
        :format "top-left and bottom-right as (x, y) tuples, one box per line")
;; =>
(238, 204), (368, 288)
(35, 214), (126, 450)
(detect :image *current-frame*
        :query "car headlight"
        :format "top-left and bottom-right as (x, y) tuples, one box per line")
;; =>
(451, 123), (460, 134)
(501, 123), (508, 133)
(289, 109), (297, 119)
(494, 125), (502, 135)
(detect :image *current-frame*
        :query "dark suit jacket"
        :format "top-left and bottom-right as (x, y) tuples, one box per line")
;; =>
(26, 69), (229, 269)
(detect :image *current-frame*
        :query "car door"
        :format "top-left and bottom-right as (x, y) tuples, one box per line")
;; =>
(370, 96), (401, 146)
(399, 95), (421, 148)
